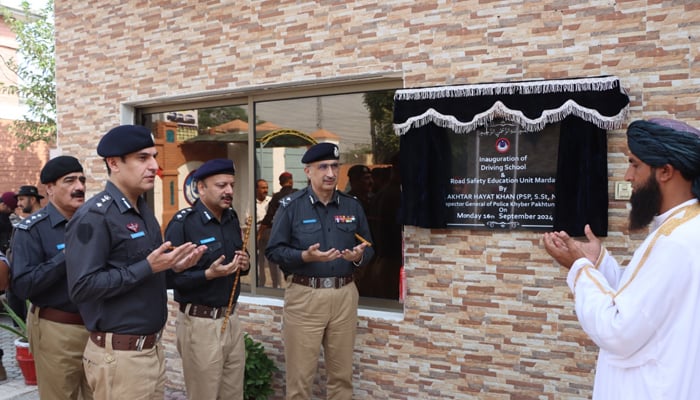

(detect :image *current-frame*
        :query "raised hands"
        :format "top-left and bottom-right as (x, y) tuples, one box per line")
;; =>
(148, 241), (207, 273)
(302, 242), (369, 264)
(543, 224), (601, 269)
(204, 251), (250, 280)
(340, 242), (369, 263)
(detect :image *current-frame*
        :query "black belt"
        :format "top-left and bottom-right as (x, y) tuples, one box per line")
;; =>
(179, 303), (231, 319)
(291, 275), (353, 289)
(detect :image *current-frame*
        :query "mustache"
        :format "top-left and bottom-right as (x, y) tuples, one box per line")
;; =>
(71, 191), (85, 199)
(220, 195), (232, 201)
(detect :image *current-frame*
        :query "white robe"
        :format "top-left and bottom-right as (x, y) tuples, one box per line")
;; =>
(567, 199), (700, 400)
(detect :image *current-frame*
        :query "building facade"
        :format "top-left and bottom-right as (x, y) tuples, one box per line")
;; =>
(0, 2), (49, 196)
(54, 1), (699, 398)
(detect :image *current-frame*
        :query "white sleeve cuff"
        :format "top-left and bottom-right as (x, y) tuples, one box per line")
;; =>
(566, 257), (592, 292)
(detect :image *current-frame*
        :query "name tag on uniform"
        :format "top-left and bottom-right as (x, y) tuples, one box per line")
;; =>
(302, 219), (317, 224)
(56, 243), (65, 250)
(130, 231), (145, 239)
(200, 237), (216, 244)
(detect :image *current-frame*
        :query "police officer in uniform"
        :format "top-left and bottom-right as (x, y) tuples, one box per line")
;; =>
(10, 156), (91, 399)
(164, 158), (250, 400)
(266, 143), (374, 400)
(65, 125), (206, 400)
(259, 171), (297, 288)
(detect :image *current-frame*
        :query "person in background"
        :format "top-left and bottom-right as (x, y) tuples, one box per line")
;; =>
(543, 118), (700, 400)
(346, 164), (373, 212)
(370, 166), (391, 196)
(364, 154), (402, 299)
(258, 171), (296, 289)
(0, 249), (9, 381)
(11, 156), (92, 400)
(165, 158), (250, 400)
(0, 192), (18, 252)
(65, 125), (206, 400)
(255, 178), (271, 286)
(5, 186), (43, 334)
(0, 250), (8, 293)
(15, 185), (44, 218)
(266, 143), (374, 399)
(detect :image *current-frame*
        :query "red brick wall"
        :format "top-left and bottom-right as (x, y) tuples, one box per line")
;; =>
(0, 120), (50, 199)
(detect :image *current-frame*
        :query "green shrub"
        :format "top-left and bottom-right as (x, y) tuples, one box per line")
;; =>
(0, 298), (28, 342)
(244, 333), (278, 400)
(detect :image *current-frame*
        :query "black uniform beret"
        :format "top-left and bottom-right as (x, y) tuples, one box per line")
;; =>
(40, 155), (84, 184)
(301, 142), (339, 164)
(193, 158), (236, 181)
(15, 185), (44, 200)
(97, 125), (155, 157)
(347, 164), (370, 179)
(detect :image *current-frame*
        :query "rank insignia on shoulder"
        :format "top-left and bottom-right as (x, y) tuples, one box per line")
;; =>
(280, 197), (291, 207)
(175, 208), (193, 220)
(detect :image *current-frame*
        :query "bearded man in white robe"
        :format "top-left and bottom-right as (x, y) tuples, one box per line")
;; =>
(543, 118), (700, 400)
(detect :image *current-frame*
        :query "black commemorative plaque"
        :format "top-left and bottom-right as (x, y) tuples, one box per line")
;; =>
(445, 120), (559, 230)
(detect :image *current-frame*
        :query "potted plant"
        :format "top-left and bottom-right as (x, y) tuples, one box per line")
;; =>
(244, 333), (278, 400)
(0, 299), (36, 385)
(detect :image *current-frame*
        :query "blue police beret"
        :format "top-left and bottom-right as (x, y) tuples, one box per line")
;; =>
(40, 155), (84, 184)
(301, 142), (339, 164)
(193, 158), (236, 181)
(97, 125), (155, 157)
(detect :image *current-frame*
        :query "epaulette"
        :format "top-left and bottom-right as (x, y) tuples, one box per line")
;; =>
(279, 189), (306, 209)
(16, 211), (50, 231)
(337, 191), (357, 200)
(88, 193), (115, 215)
(171, 207), (194, 223)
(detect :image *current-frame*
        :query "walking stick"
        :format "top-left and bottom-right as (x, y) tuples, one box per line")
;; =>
(221, 215), (252, 334)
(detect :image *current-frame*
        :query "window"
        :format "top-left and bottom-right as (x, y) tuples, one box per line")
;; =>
(137, 78), (403, 309)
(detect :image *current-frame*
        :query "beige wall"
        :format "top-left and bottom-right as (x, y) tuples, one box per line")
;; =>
(55, 1), (699, 398)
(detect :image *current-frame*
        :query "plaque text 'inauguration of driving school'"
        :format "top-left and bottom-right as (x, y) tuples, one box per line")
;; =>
(445, 121), (559, 230)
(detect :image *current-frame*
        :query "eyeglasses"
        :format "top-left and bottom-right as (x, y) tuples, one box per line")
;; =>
(315, 162), (340, 172)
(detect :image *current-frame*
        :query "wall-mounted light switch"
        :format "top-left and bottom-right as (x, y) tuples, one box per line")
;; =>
(615, 181), (632, 200)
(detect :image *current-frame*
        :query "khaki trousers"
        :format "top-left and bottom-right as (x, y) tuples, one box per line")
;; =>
(83, 332), (165, 400)
(283, 280), (359, 400)
(176, 306), (245, 400)
(27, 308), (93, 400)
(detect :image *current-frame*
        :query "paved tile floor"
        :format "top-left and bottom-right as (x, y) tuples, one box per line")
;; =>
(0, 314), (187, 400)
(0, 313), (38, 400)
